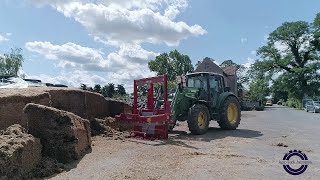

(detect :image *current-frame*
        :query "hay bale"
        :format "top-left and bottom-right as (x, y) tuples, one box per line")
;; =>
(0, 88), (132, 132)
(107, 99), (132, 117)
(85, 92), (110, 119)
(0, 124), (42, 179)
(48, 89), (87, 118)
(0, 92), (51, 130)
(24, 103), (91, 164)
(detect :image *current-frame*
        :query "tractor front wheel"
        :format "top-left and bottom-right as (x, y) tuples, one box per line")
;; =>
(218, 96), (241, 130)
(187, 104), (210, 135)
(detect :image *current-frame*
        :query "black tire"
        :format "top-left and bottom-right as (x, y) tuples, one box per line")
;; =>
(218, 96), (241, 130)
(187, 104), (210, 135)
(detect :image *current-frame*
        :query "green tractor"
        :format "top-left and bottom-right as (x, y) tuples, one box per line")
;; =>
(170, 72), (241, 135)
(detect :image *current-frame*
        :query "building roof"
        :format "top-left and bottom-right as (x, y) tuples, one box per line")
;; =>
(222, 66), (237, 76)
(187, 72), (224, 76)
(195, 57), (236, 76)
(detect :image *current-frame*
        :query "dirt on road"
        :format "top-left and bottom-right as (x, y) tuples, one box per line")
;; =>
(51, 107), (320, 180)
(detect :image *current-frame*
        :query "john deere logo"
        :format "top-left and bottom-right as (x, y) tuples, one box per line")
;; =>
(279, 150), (312, 175)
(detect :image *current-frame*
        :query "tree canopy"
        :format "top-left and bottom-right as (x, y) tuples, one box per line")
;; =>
(148, 50), (194, 81)
(250, 13), (320, 100)
(105, 83), (115, 98)
(247, 73), (270, 102)
(0, 48), (24, 77)
(80, 83), (126, 98)
(80, 84), (87, 90)
(116, 84), (126, 96)
(93, 84), (101, 93)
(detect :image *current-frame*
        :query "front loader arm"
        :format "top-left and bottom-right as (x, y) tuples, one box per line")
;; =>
(170, 87), (196, 122)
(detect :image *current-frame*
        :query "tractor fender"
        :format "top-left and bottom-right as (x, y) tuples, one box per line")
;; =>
(194, 100), (210, 107)
(217, 92), (238, 108)
(192, 100), (212, 120)
(188, 100), (210, 111)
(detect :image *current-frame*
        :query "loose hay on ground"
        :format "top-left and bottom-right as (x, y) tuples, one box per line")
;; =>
(90, 117), (130, 141)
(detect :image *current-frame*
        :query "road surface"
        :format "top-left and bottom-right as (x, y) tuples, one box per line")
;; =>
(52, 105), (320, 180)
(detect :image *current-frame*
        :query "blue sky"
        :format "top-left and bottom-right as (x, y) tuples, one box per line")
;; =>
(0, 0), (320, 90)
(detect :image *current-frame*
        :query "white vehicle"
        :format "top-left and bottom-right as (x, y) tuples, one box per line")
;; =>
(305, 101), (320, 113)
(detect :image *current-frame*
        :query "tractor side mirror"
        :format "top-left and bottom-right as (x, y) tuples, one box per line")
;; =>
(224, 87), (231, 92)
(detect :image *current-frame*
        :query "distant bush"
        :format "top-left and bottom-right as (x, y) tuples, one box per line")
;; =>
(287, 98), (302, 109)
(255, 106), (265, 111)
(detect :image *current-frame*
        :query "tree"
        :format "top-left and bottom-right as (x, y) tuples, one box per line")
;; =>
(251, 14), (320, 100)
(87, 87), (94, 92)
(101, 85), (108, 97)
(148, 50), (194, 81)
(271, 76), (289, 103)
(94, 84), (101, 93)
(80, 84), (87, 90)
(248, 74), (270, 102)
(0, 48), (24, 77)
(116, 84), (126, 96)
(106, 83), (115, 98)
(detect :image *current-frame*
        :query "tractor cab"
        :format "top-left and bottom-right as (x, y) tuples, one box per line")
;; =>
(178, 72), (231, 106)
(185, 72), (229, 92)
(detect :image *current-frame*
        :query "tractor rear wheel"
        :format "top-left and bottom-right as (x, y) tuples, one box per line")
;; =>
(218, 96), (241, 130)
(187, 104), (210, 135)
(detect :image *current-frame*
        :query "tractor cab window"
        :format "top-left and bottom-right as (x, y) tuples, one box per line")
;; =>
(209, 75), (223, 93)
(209, 77), (219, 92)
(187, 76), (207, 90)
(216, 76), (224, 92)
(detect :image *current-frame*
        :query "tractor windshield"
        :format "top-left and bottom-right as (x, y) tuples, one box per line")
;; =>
(187, 75), (207, 89)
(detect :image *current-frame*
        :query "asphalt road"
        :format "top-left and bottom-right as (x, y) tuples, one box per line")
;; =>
(52, 105), (320, 180)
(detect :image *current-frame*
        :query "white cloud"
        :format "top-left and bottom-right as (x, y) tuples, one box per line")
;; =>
(29, 0), (206, 46)
(240, 38), (248, 44)
(26, 70), (109, 87)
(274, 41), (288, 56)
(27, 69), (156, 92)
(5, 33), (12, 36)
(0, 35), (9, 43)
(272, 71), (283, 80)
(25, 41), (158, 71)
(25, 41), (158, 91)
(298, 34), (314, 54)
(163, 0), (188, 20)
(26, 0), (206, 91)
(250, 50), (256, 56)
(25, 41), (110, 71)
(243, 57), (255, 69)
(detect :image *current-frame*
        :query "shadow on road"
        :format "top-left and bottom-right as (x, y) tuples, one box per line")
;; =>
(139, 127), (264, 149)
(170, 127), (263, 142)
